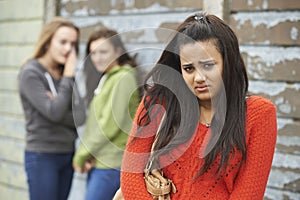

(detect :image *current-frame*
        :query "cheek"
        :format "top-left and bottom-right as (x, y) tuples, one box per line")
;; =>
(50, 43), (63, 57)
(50, 40), (61, 50)
(106, 53), (117, 62)
(92, 52), (108, 63)
(210, 75), (224, 95)
(47, 44), (59, 57)
(90, 54), (99, 63)
(182, 74), (192, 87)
(97, 53), (110, 62)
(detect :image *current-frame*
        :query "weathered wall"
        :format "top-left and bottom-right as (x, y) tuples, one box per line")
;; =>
(229, 0), (300, 199)
(1, 0), (299, 199)
(60, 1), (204, 199)
(62, 1), (300, 199)
(0, 0), (46, 199)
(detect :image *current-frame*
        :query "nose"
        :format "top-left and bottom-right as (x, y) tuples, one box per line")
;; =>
(194, 68), (206, 82)
(65, 42), (73, 52)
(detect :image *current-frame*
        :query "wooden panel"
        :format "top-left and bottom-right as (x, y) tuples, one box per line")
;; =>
(268, 168), (300, 194)
(265, 185), (300, 200)
(61, 0), (202, 16)
(271, 152), (300, 193)
(278, 118), (300, 136)
(0, 161), (27, 189)
(0, 92), (24, 116)
(0, 20), (43, 44)
(277, 118), (300, 154)
(0, 0), (44, 20)
(0, 116), (25, 140)
(272, 151), (300, 170)
(0, 70), (19, 91)
(0, 136), (24, 164)
(240, 46), (300, 82)
(72, 12), (192, 43)
(231, 0), (300, 11)
(230, 12), (300, 45)
(0, 45), (34, 68)
(126, 43), (165, 68)
(249, 81), (300, 119)
(0, 185), (28, 200)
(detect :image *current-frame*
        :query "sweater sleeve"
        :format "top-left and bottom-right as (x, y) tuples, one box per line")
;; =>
(19, 67), (74, 123)
(61, 83), (86, 127)
(229, 97), (277, 199)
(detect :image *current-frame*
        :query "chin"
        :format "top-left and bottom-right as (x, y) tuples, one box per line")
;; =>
(95, 66), (104, 72)
(197, 94), (212, 101)
(57, 58), (67, 65)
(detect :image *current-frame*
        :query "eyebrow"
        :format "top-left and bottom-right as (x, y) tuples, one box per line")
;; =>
(199, 59), (215, 64)
(182, 59), (215, 67)
(182, 63), (193, 67)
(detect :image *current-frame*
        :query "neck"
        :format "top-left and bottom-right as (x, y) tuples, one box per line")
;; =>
(38, 56), (61, 79)
(105, 62), (119, 73)
(199, 104), (213, 127)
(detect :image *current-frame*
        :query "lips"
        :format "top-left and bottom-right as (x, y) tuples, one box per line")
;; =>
(195, 85), (209, 92)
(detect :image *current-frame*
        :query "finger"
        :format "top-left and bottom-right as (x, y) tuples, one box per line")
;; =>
(84, 163), (92, 171)
(151, 169), (168, 184)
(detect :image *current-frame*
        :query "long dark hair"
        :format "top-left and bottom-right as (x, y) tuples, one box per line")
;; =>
(84, 29), (137, 105)
(137, 12), (248, 174)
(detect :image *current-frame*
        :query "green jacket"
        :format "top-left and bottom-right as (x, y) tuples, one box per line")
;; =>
(73, 65), (140, 169)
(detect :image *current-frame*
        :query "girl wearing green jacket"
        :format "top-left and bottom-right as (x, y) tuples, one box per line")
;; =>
(73, 29), (140, 200)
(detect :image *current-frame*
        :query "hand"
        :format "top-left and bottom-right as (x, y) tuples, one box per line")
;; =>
(73, 162), (85, 174)
(112, 188), (124, 200)
(63, 47), (77, 77)
(83, 157), (95, 172)
(73, 158), (95, 174)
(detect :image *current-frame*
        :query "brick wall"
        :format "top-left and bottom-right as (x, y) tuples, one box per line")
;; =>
(229, 1), (300, 199)
(0, 0), (46, 199)
(1, 0), (299, 199)
(61, 1), (204, 199)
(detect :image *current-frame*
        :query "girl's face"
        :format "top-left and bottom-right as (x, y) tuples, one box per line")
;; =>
(46, 26), (78, 65)
(89, 38), (120, 72)
(180, 40), (223, 103)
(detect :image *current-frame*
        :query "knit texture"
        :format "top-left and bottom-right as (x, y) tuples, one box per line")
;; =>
(121, 96), (277, 199)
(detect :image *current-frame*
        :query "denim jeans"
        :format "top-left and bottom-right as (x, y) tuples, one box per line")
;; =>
(85, 168), (120, 200)
(25, 151), (74, 200)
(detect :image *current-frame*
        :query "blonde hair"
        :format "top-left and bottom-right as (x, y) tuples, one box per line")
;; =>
(31, 17), (80, 59)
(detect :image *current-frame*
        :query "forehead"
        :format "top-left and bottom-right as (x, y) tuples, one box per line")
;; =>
(89, 38), (114, 51)
(179, 41), (220, 62)
(53, 26), (78, 41)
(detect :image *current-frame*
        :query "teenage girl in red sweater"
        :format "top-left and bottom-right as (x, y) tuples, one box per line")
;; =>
(120, 12), (277, 199)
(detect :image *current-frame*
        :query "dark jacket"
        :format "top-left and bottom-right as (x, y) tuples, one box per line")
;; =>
(18, 59), (85, 153)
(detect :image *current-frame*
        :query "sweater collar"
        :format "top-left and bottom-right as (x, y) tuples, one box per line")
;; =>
(105, 65), (122, 76)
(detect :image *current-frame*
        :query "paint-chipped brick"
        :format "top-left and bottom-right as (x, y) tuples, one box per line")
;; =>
(230, 12), (300, 45)
(231, 0), (300, 11)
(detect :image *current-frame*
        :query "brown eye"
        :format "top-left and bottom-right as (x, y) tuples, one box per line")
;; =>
(183, 66), (194, 72)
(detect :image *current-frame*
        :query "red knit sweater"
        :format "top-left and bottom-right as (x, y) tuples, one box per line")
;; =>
(121, 96), (277, 199)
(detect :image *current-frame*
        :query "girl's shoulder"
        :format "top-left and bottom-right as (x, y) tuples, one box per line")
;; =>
(19, 59), (45, 78)
(247, 95), (275, 108)
(108, 65), (135, 78)
(246, 95), (276, 118)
